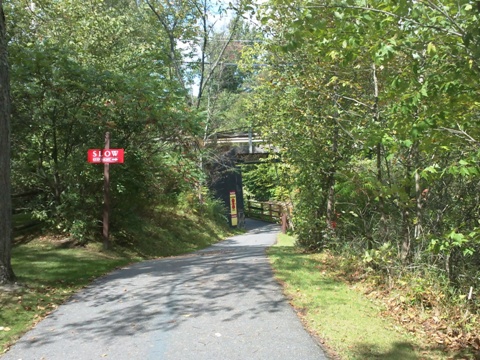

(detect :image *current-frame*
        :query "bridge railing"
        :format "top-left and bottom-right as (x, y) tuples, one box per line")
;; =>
(245, 199), (290, 233)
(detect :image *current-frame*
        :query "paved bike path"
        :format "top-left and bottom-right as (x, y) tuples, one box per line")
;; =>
(2, 219), (328, 360)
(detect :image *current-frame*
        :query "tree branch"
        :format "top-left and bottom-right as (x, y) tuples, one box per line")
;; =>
(438, 124), (480, 145)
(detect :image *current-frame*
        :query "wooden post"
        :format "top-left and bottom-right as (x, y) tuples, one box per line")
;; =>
(248, 127), (253, 154)
(281, 210), (287, 234)
(103, 132), (110, 250)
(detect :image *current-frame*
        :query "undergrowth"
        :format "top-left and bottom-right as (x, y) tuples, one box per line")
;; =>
(269, 236), (480, 360)
(292, 241), (480, 359)
(349, 259), (480, 358)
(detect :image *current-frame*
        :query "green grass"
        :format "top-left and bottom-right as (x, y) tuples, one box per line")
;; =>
(0, 241), (135, 353)
(1, 208), (232, 354)
(268, 234), (448, 360)
(114, 208), (232, 257)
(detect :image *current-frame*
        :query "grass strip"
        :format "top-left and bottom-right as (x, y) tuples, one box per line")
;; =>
(267, 234), (448, 360)
(0, 241), (136, 353)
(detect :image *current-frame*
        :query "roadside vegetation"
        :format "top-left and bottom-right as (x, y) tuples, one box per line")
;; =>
(2, 0), (480, 358)
(1, 200), (231, 354)
(2, 0), (254, 282)
(269, 234), (480, 359)
(240, 1), (480, 357)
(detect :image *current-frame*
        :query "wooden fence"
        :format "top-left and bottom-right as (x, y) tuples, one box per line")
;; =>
(245, 199), (289, 233)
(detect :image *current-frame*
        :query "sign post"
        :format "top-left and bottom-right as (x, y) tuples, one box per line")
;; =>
(87, 132), (124, 250)
(87, 149), (124, 163)
(103, 132), (110, 250)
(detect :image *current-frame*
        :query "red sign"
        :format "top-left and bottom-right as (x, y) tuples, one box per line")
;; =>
(88, 149), (124, 164)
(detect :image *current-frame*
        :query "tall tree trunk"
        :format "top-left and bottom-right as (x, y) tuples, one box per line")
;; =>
(195, 9), (240, 109)
(51, 115), (62, 205)
(0, 0), (15, 284)
(145, 0), (186, 89)
(372, 63), (386, 247)
(400, 141), (419, 263)
(326, 124), (338, 230)
(414, 141), (423, 241)
(326, 93), (339, 232)
(400, 167), (411, 262)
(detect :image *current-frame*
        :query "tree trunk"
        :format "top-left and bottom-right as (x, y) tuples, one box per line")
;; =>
(51, 115), (62, 205)
(414, 141), (423, 241)
(400, 142), (419, 263)
(372, 63), (386, 246)
(326, 92), (339, 232)
(400, 193), (411, 262)
(0, 0), (15, 284)
(326, 124), (338, 230)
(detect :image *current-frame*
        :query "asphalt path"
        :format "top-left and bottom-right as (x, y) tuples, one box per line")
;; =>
(2, 219), (328, 360)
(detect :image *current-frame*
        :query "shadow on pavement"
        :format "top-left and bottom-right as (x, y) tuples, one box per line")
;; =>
(12, 219), (285, 349)
(243, 218), (280, 234)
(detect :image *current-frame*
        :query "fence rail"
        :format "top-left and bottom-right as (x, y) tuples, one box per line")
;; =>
(245, 199), (289, 233)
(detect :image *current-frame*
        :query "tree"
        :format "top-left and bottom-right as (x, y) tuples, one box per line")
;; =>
(242, 0), (480, 292)
(6, 0), (204, 243)
(0, 0), (15, 284)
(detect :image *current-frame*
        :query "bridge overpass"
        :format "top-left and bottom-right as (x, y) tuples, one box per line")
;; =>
(207, 131), (278, 164)
(205, 130), (280, 228)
